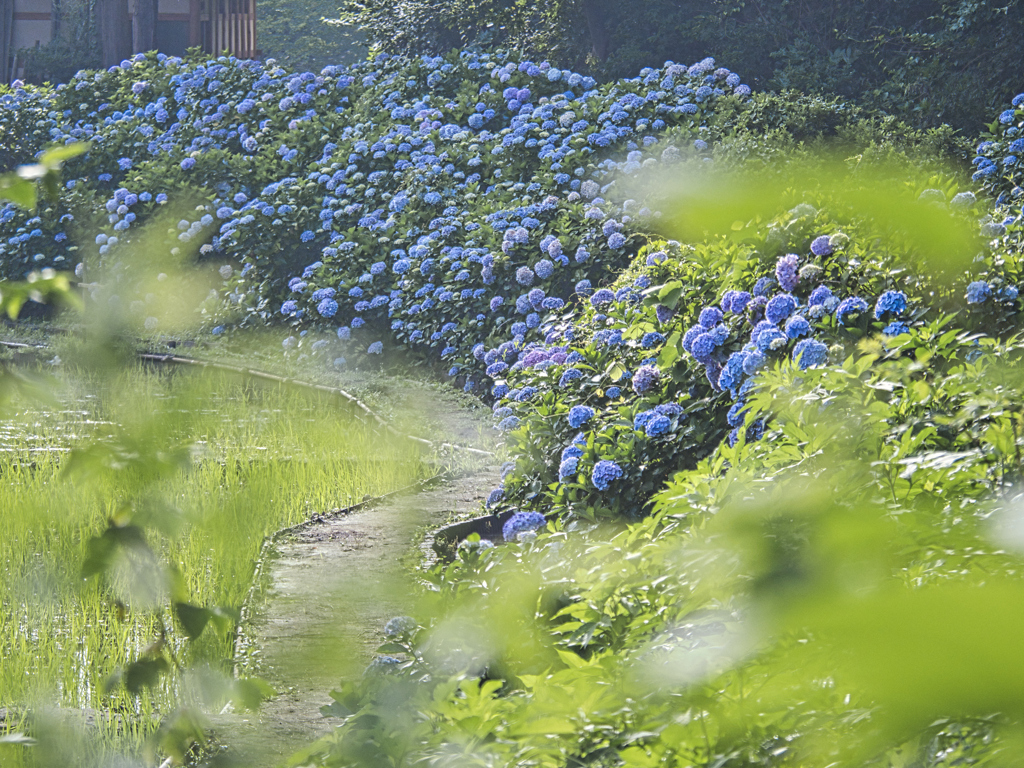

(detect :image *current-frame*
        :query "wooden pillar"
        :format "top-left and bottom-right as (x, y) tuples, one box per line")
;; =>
(0, 0), (13, 83)
(132, 0), (156, 52)
(98, 0), (131, 67)
(187, 0), (199, 47)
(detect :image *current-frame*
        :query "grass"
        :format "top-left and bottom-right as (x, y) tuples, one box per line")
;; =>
(0, 361), (432, 763)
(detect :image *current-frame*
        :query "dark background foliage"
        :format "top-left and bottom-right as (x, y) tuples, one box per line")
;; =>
(336, 0), (1023, 133)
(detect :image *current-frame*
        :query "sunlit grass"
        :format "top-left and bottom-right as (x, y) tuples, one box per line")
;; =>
(0, 363), (431, 762)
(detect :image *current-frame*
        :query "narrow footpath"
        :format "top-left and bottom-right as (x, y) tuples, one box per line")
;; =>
(210, 384), (500, 767)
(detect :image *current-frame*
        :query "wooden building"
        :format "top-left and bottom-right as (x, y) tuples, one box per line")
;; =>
(0, 0), (256, 82)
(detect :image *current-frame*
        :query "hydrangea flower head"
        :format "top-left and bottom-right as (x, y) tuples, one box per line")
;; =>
(835, 296), (868, 325)
(764, 294), (797, 324)
(809, 236), (833, 256)
(567, 405), (595, 428)
(874, 290), (907, 319)
(699, 306), (723, 328)
(775, 254), (799, 292)
(502, 511), (546, 541)
(792, 338), (828, 369)
(966, 281), (991, 304)
(632, 364), (661, 394)
(591, 460), (623, 491)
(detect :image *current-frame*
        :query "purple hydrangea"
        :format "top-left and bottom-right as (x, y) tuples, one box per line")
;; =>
(810, 235), (833, 256)
(775, 254), (799, 292)
(632, 364), (661, 394)
(655, 305), (674, 323)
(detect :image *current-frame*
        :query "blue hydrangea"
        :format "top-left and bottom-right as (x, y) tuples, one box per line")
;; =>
(367, 341), (384, 354)
(810, 235), (833, 256)
(502, 511), (546, 541)
(874, 290), (907, 319)
(590, 289), (615, 306)
(486, 487), (504, 507)
(883, 321), (910, 336)
(591, 460), (623, 491)
(567, 405), (595, 428)
(384, 616), (417, 637)
(559, 368), (583, 386)
(516, 266), (535, 286)
(641, 331), (666, 348)
(784, 314), (810, 339)
(764, 294), (797, 324)
(836, 296), (868, 325)
(699, 306), (723, 328)
(966, 281), (991, 304)
(645, 414), (671, 437)
(792, 338), (828, 369)
(559, 457), (579, 480)
(317, 298), (338, 317)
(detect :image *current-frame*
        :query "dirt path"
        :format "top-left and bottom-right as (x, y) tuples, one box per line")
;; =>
(209, 388), (500, 766)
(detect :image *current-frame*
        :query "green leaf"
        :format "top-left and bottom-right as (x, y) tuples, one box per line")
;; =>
(124, 656), (170, 694)
(231, 677), (276, 711)
(174, 602), (213, 640)
(0, 175), (36, 209)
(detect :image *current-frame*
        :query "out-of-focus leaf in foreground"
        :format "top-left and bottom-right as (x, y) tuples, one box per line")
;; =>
(646, 156), (982, 277)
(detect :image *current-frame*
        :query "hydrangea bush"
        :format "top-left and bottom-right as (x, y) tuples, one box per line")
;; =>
(0, 49), (748, 372)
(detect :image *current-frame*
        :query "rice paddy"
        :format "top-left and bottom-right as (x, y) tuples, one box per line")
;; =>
(0, 361), (431, 764)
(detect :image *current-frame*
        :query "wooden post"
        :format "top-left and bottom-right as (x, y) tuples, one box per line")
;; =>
(0, 0), (13, 83)
(187, 0), (199, 47)
(132, 0), (156, 52)
(97, 0), (131, 67)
